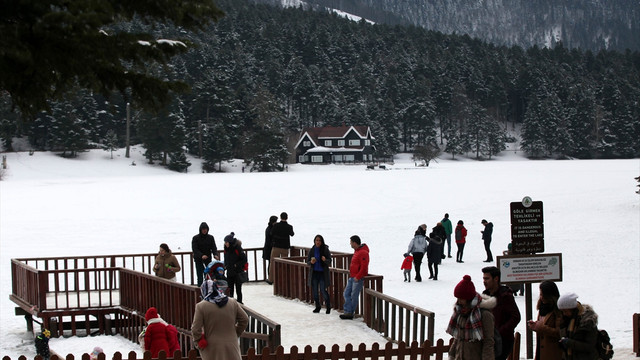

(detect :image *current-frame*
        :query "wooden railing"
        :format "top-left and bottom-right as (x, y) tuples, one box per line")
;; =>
(10, 256), (282, 353)
(271, 255), (383, 318)
(363, 288), (435, 344)
(1, 340), (452, 360)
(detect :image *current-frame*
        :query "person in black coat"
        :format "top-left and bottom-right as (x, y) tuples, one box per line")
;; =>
(481, 219), (494, 262)
(427, 230), (443, 280)
(268, 212), (294, 284)
(306, 234), (332, 314)
(262, 215), (278, 278)
(224, 232), (247, 304)
(432, 222), (448, 259)
(192, 222), (219, 286)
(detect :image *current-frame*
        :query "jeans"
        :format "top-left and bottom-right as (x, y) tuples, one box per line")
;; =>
(311, 271), (330, 306)
(445, 234), (452, 256)
(343, 277), (364, 314)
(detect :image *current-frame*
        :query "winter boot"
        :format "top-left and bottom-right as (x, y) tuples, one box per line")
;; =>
(326, 303), (331, 314)
(313, 302), (321, 313)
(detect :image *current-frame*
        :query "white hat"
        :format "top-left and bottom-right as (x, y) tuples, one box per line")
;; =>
(557, 292), (579, 310)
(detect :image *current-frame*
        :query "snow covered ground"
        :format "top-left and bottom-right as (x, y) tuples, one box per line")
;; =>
(1, 147), (638, 359)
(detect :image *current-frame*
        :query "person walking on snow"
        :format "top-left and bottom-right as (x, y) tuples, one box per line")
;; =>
(406, 224), (427, 281)
(401, 253), (413, 282)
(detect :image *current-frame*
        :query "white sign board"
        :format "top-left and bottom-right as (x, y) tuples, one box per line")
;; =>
(497, 253), (562, 283)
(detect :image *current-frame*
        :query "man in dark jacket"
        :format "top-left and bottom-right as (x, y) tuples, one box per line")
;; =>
(482, 266), (521, 360)
(192, 222), (219, 286)
(481, 219), (494, 262)
(268, 212), (294, 284)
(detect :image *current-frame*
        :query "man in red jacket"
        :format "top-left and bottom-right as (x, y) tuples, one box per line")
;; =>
(340, 235), (370, 320)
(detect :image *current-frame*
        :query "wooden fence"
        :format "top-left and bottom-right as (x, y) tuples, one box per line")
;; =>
(1, 340), (452, 360)
(10, 254), (282, 353)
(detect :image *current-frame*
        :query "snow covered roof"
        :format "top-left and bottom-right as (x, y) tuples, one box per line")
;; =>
(294, 125), (373, 149)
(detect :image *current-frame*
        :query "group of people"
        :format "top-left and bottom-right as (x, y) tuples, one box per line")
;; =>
(403, 214), (494, 283)
(447, 267), (600, 360)
(151, 221), (248, 304)
(145, 215), (601, 360)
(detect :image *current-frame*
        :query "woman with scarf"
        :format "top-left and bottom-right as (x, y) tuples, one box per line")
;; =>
(528, 281), (563, 360)
(306, 234), (332, 314)
(447, 275), (496, 360)
(192, 280), (249, 360)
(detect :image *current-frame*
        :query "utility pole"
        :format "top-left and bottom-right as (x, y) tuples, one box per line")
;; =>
(125, 103), (131, 158)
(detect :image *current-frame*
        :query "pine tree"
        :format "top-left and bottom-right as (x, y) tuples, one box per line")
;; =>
(102, 130), (119, 159)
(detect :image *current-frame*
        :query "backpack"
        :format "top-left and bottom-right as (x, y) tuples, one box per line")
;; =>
(455, 227), (463, 241)
(595, 329), (614, 360)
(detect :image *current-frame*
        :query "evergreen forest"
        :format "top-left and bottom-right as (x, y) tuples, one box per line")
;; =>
(1, 0), (639, 172)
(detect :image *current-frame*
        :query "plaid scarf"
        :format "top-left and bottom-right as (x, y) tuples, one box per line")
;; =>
(445, 295), (485, 341)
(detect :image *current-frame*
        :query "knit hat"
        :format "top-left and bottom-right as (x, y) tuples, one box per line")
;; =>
(224, 232), (236, 245)
(454, 275), (477, 301)
(557, 292), (579, 310)
(145, 307), (159, 321)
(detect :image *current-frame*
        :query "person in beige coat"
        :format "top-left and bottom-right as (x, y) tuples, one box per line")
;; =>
(446, 275), (496, 360)
(153, 243), (181, 281)
(192, 280), (248, 360)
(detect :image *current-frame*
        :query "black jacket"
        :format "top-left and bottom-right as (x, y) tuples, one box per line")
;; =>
(482, 222), (494, 241)
(224, 240), (247, 276)
(263, 224), (274, 260)
(192, 222), (217, 264)
(271, 221), (294, 249)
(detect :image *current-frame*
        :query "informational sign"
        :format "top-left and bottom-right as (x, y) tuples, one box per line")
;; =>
(497, 253), (562, 284)
(510, 197), (544, 253)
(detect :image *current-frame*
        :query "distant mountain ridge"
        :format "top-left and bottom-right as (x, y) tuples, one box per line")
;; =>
(258, 0), (640, 52)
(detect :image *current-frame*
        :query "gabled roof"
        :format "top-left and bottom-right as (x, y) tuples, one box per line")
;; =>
(294, 125), (373, 149)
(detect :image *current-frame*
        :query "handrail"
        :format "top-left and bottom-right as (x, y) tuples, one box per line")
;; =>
(363, 288), (435, 344)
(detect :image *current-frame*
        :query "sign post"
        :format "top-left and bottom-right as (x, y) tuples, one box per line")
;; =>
(503, 197), (562, 359)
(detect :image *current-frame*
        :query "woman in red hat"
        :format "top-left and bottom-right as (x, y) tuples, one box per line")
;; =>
(446, 275), (497, 360)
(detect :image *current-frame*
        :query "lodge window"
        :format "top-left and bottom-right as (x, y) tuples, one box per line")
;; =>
(348, 139), (360, 146)
(365, 139), (371, 146)
(311, 155), (323, 163)
(324, 140), (332, 146)
(303, 140), (311, 147)
(337, 140), (345, 146)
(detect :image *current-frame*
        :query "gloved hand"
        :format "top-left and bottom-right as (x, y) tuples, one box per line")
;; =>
(198, 334), (208, 349)
(559, 337), (569, 349)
